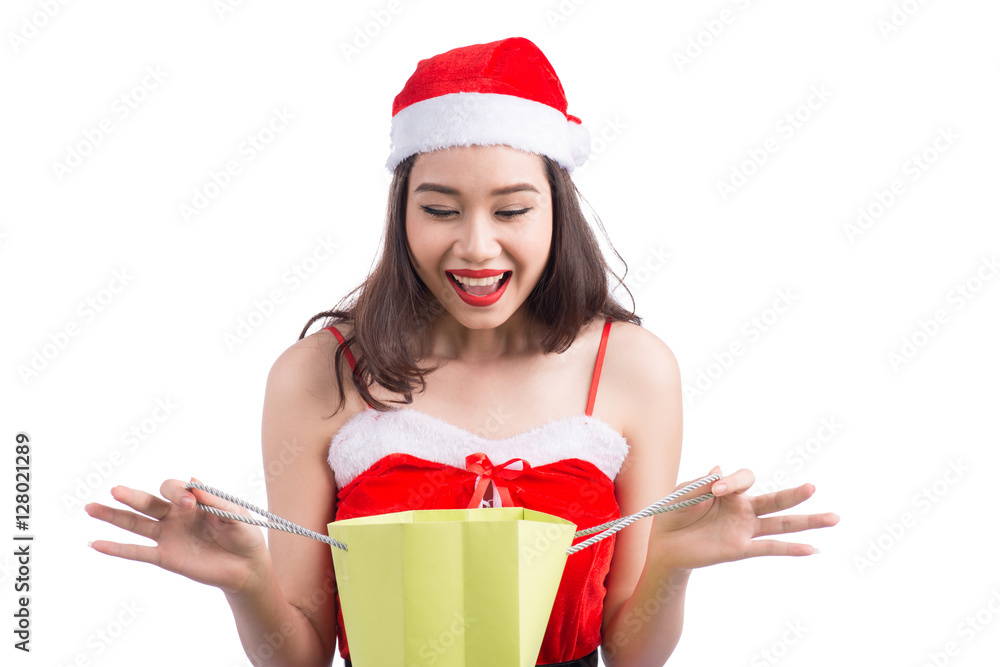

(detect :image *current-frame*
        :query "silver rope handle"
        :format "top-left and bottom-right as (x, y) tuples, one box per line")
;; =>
(185, 481), (348, 551)
(565, 473), (721, 555)
(185, 473), (722, 556)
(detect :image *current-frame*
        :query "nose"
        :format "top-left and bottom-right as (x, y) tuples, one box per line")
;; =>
(453, 208), (500, 264)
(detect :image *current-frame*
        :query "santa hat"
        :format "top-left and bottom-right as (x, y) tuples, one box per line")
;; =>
(386, 37), (590, 174)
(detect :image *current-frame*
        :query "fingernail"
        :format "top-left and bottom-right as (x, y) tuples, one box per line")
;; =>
(714, 483), (727, 494)
(181, 495), (194, 508)
(87, 541), (94, 548)
(812, 547), (821, 555)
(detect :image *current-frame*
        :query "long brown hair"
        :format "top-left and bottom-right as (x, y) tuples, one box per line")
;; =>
(299, 153), (642, 415)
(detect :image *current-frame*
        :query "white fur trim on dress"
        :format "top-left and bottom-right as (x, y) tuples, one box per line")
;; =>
(328, 408), (629, 491)
(385, 91), (591, 174)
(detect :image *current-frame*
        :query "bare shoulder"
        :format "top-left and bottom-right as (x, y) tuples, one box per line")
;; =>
(604, 320), (681, 389)
(601, 320), (682, 440)
(606, 319), (677, 360)
(265, 321), (364, 433)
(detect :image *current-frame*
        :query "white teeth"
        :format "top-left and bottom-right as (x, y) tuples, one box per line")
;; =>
(450, 273), (506, 286)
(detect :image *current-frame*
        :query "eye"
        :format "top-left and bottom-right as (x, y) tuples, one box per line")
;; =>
(420, 206), (532, 219)
(497, 208), (531, 219)
(421, 206), (455, 218)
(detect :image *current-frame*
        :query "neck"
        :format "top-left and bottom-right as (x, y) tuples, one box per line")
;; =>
(425, 307), (540, 363)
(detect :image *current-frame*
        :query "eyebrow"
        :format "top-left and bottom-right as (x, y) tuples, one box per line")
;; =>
(412, 182), (541, 197)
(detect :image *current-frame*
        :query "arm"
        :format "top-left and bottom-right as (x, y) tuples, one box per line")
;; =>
(598, 323), (688, 667)
(86, 332), (352, 667)
(224, 331), (350, 665)
(597, 325), (840, 666)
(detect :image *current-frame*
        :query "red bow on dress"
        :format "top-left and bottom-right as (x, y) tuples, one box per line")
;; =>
(465, 452), (531, 509)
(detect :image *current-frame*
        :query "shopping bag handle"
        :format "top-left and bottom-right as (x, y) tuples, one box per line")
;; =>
(565, 473), (721, 555)
(184, 473), (721, 556)
(184, 481), (349, 551)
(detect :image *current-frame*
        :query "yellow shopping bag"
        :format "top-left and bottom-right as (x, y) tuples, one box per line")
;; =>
(184, 471), (719, 667)
(328, 507), (576, 667)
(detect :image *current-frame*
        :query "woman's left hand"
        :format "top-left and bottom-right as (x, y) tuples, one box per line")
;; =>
(647, 465), (839, 571)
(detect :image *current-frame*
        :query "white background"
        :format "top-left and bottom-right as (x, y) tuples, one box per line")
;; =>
(3, 1), (999, 665)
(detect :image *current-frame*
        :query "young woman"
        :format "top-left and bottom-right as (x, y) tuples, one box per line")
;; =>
(86, 37), (838, 666)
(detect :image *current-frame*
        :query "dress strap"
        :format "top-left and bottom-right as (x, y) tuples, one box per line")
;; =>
(324, 325), (357, 371)
(324, 325), (374, 410)
(585, 316), (613, 417)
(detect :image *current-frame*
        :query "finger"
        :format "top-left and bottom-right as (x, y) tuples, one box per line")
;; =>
(712, 468), (755, 496)
(752, 483), (815, 516)
(160, 478), (198, 510)
(743, 539), (818, 558)
(670, 470), (723, 502)
(109, 485), (172, 521)
(84, 502), (160, 541)
(754, 512), (840, 538)
(89, 539), (162, 566)
(176, 477), (255, 521)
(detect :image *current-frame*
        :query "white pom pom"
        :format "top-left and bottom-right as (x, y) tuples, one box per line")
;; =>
(567, 121), (591, 170)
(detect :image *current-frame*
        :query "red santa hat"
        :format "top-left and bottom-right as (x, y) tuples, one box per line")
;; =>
(386, 37), (591, 174)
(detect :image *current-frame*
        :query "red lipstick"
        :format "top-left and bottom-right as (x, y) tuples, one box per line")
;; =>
(446, 270), (512, 307)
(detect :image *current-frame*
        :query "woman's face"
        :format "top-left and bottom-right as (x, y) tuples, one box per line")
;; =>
(405, 144), (553, 328)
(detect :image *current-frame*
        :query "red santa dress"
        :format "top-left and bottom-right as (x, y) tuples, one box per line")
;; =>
(325, 316), (627, 666)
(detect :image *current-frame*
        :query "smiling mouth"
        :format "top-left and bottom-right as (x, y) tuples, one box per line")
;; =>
(447, 271), (512, 296)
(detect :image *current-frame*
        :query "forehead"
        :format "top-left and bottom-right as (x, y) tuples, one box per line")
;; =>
(409, 145), (548, 193)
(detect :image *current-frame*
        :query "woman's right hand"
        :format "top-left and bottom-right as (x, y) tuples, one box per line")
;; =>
(85, 479), (271, 596)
